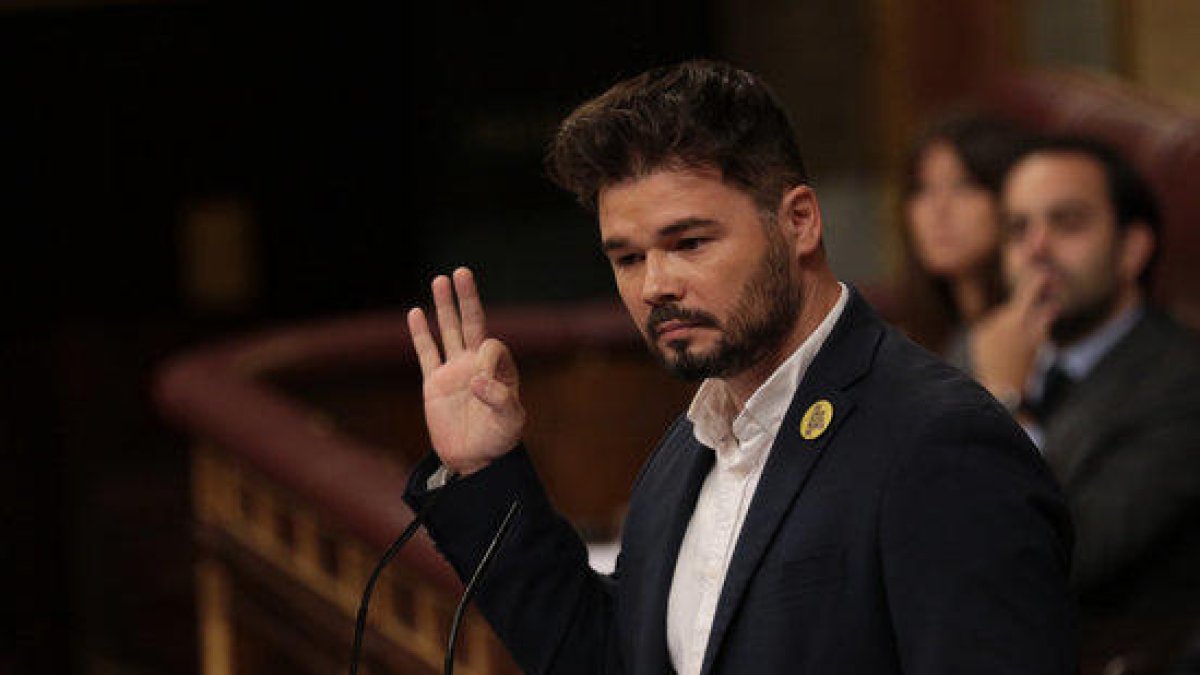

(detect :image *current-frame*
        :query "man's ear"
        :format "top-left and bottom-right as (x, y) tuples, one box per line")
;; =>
(778, 184), (822, 257)
(1118, 221), (1155, 286)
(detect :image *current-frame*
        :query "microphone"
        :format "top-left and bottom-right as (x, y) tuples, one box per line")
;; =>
(348, 474), (521, 675)
(445, 499), (521, 675)
(349, 475), (453, 675)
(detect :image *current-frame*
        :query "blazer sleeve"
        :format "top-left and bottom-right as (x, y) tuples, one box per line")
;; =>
(879, 404), (1077, 674)
(404, 447), (624, 674)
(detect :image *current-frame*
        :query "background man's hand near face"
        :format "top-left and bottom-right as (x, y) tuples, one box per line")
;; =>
(970, 265), (1058, 403)
(408, 267), (525, 477)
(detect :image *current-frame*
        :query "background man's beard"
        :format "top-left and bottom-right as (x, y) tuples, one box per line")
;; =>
(1044, 249), (1125, 346)
(1050, 283), (1121, 346)
(650, 234), (800, 381)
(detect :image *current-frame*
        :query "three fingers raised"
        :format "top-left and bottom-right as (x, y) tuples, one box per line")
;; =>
(408, 267), (491, 375)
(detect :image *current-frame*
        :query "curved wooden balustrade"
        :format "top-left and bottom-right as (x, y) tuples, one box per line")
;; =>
(154, 301), (694, 674)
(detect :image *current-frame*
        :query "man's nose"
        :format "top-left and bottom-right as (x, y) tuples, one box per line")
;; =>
(641, 251), (683, 305)
(929, 188), (952, 216)
(1024, 220), (1051, 256)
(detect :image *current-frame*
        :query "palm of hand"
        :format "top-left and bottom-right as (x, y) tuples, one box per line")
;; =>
(423, 351), (521, 470)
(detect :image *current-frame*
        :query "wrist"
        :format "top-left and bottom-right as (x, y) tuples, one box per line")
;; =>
(443, 440), (522, 477)
(446, 458), (491, 477)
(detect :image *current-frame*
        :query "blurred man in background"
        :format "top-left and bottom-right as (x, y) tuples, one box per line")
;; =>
(972, 136), (1200, 667)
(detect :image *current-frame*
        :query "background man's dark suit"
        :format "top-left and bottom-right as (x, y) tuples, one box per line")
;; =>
(1039, 309), (1200, 619)
(406, 291), (1076, 673)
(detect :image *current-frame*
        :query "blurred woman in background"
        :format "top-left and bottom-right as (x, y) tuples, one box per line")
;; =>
(898, 112), (1029, 370)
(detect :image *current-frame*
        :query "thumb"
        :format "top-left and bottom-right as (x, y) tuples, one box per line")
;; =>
(470, 372), (514, 409)
(472, 338), (521, 410)
(477, 338), (520, 388)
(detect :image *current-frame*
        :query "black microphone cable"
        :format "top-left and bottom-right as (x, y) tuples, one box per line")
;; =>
(444, 498), (521, 675)
(349, 474), (453, 675)
(348, 477), (522, 675)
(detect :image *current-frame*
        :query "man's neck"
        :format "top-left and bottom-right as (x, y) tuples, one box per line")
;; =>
(725, 274), (843, 409)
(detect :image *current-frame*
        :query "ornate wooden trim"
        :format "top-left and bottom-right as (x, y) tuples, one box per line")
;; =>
(193, 443), (509, 674)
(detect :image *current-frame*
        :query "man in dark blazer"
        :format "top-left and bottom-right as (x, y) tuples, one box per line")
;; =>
(972, 136), (1200, 667)
(403, 61), (1075, 673)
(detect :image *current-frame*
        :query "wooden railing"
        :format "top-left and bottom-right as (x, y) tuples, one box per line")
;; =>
(154, 302), (694, 674)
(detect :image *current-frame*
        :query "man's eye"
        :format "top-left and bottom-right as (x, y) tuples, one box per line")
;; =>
(1050, 211), (1089, 234)
(677, 238), (707, 251)
(1003, 218), (1027, 241)
(613, 253), (644, 268)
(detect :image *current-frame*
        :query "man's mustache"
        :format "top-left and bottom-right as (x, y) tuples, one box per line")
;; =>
(645, 305), (721, 339)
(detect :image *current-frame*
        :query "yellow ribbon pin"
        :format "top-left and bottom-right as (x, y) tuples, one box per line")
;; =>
(800, 399), (834, 440)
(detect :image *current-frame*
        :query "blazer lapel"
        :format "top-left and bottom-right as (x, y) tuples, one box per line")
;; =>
(699, 290), (883, 674)
(1044, 311), (1156, 485)
(628, 425), (715, 675)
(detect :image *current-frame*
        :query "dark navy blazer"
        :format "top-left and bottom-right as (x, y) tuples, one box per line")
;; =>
(406, 290), (1077, 674)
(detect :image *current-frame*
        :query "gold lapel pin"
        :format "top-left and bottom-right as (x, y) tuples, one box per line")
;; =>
(800, 399), (834, 440)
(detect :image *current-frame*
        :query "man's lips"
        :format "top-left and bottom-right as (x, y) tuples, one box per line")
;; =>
(646, 305), (720, 343)
(655, 320), (704, 340)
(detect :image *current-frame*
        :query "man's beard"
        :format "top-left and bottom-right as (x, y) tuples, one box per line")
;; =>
(1035, 250), (1123, 346)
(1049, 276), (1121, 345)
(644, 230), (800, 381)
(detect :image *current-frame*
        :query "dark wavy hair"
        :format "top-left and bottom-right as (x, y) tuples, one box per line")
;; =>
(898, 112), (1030, 353)
(545, 59), (809, 214)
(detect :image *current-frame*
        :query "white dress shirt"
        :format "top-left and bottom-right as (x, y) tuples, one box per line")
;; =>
(666, 283), (849, 675)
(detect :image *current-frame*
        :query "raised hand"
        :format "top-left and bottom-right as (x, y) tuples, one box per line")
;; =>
(970, 267), (1058, 403)
(407, 267), (525, 476)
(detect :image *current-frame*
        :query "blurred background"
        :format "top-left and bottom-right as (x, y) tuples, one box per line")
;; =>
(3, 1), (1199, 673)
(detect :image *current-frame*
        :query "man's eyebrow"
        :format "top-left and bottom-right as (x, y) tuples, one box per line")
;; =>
(601, 217), (719, 253)
(601, 237), (630, 253)
(658, 217), (719, 238)
(1047, 200), (1092, 216)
